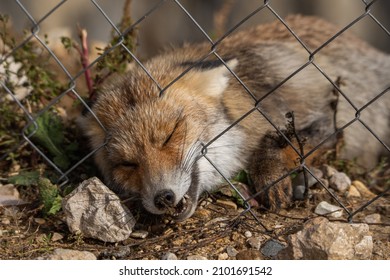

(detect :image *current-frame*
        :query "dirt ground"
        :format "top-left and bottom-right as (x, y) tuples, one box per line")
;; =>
(1, 176), (389, 260)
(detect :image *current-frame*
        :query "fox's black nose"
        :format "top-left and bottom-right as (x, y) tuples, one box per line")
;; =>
(154, 190), (176, 210)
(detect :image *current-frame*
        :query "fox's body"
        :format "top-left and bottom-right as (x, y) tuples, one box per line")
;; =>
(80, 16), (390, 221)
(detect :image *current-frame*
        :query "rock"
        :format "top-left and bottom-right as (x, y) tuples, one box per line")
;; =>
(161, 252), (178, 260)
(51, 232), (64, 242)
(346, 185), (361, 198)
(130, 230), (149, 239)
(293, 168), (323, 189)
(0, 184), (25, 206)
(352, 180), (376, 199)
(293, 185), (306, 200)
(236, 249), (263, 260)
(329, 172), (351, 193)
(244, 231), (252, 238)
(305, 168), (324, 187)
(315, 201), (343, 218)
(218, 253), (229, 260)
(354, 236), (373, 258)
(261, 239), (286, 258)
(163, 228), (174, 236)
(364, 214), (381, 224)
(278, 217), (373, 260)
(62, 177), (135, 243)
(322, 165), (337, 178)
(34, 218), (46, 225)
(0, 184), (19, 197)
(1, 217), (10, 225)
(216, 199), (237, 210)
(226, 246), (239, 257)
(193, 208), (211, 220)
(187, 255), (208, 260)
(247, 237), (262, 250)
(39, 248), (96, 260)
(319, 179), (330, 188)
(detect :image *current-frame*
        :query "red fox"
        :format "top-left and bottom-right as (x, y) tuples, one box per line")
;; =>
(80, 15), (390, 221)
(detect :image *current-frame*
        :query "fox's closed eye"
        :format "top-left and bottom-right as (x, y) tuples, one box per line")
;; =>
(163, 121), (180, 147)
(120, 161), (138, 169)
(163, 129), (175, 146)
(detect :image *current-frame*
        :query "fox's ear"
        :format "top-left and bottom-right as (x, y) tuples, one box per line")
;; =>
(200, 59), (238, 97)
(182, 59), (238, 98)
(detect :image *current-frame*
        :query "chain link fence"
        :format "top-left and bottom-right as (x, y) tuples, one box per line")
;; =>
(1, 0), (389, 243)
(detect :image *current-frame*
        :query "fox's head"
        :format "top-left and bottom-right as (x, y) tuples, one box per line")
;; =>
(79, 58), (239, 221)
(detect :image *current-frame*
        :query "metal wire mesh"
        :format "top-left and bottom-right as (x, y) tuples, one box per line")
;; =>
(1, 0), (389, 228)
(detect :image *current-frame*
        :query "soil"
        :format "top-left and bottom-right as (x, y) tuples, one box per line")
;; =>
(1, 177), (389, 260)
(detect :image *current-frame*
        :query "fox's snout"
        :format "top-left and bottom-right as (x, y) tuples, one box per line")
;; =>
(154, 189), (176, 210)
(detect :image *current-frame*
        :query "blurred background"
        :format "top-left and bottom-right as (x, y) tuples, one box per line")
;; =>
(1, 0), (389, 60)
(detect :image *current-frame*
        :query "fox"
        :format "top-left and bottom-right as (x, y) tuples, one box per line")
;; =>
(80, 15), (390, 221)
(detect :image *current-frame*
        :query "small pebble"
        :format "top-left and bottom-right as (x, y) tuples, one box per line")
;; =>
(247, 237), (262, 250)
(329, 171), (351, 193)
(11, 164), (21, 173)
(346, 185), (361, 198)
(364, 214), (381, 224)
(218, 253), (229, 260)
(273, 224), (284, 229)
(352, 180), (376, 199)
(161, 252), (178, 260)
(163, 228), (174, 236)
(293, 185), (306, 200)
(315, 201), (343, 218)
(130, 230), (149, 239)
(226, 246), (239, 257)
(261, 239), (286, 258)
(187, 255), (208, 260)
(51, 232), (64, 242)
(34, 218), (46, 225)
(244, 231), (252, 238)
(193, 209), (211, 219)
(322, 165), (337, 178)
(321, 178), (330, 188)
(39, 248), (96, 260)
(0, 184), (19, 197)
(1, 218), (10, 225)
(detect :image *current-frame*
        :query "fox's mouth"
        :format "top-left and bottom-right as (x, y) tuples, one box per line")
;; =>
(171, 193), (198, 221)
(170, 182), (199, 221)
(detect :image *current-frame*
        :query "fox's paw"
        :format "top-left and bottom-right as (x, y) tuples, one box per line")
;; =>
(252, 175), (293, 211)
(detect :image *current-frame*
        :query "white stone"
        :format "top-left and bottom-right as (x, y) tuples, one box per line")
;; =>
(278, 217), (373, 260)
(39, 249), (96, 260)
(62, 177), (135, 243)
(161, 252), (178, 260)
(315, 201), (343, 218)
(329, 172), (351, 193)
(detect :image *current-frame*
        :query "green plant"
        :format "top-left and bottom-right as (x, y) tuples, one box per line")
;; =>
(26, 110), (78, 170)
